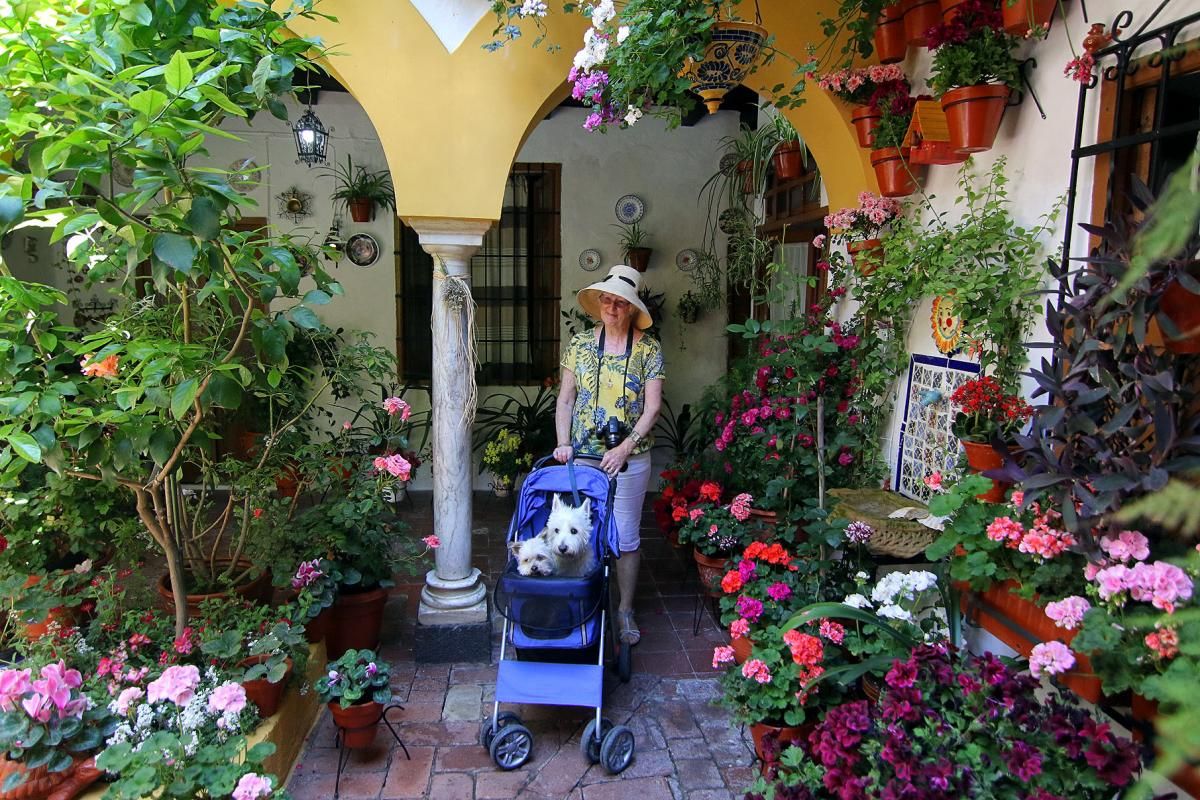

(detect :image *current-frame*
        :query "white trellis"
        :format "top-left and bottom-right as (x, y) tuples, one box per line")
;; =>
(895, 354), (979, 502)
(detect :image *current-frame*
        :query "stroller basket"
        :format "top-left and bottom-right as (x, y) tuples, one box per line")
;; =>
(494, 566), (604, 644)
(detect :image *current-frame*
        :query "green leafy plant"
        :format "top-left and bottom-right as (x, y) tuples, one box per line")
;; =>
(326, 154), (397, 215)
(676, 290), (703, 325)
(97, 734), (283, 800)
(926, 0), (1021, 95)
(613, 221), (649, 255)
(474, 383), (559, 461)
(315, 648), (393, 709)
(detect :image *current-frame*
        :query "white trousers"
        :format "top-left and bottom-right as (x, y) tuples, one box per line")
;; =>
(612, 451), (653, 552)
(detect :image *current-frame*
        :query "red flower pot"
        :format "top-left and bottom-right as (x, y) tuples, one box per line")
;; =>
(1002, 0), (1056, 36)
(305, 605), (333, 644)
(693, 550), (730, 598)
(1159, 273), (1200, 353)
(941, 84), (1011, 153)
(772, 141), (805, 181)
(849, 105), (882, 148)
(348, 198), (373, 223)
(903, 0), (942, 46)
(938, 0), (965, 23)
(0, 755), (101, 800)
(870, 147), (922, 197)
(625, 247), (652, 272)
(847, 238), (885, 276)
(873, 3), (907, 64)
(730, 634), (752, 665)
(328, 701), (382, 749)
(960, 440), (1011, 503)
(239, 655), (293, 718)
(327, 585), (389, 659)
(749, 721), (814, 769)
(155, 559), (272, 617)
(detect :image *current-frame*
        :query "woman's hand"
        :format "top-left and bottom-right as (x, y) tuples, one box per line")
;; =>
(553, 445), (573, 464)
(599, 440), (633, 477)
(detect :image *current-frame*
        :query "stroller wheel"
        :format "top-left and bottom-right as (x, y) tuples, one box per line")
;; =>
(580, 718), (613, 764)
(479, 712), (521, 749)
(490, 724), (534, 770)
(600, 724), (636, 774)
(616, 642), (632, 683)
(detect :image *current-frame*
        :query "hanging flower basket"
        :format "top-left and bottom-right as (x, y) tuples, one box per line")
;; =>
(903, 0), (942, 46)
(849, 106), (881, 148)
(1158, 272), (1200, 353)
(941, 84), (1011, 153)
(846, 238), (885, 276)
(772, 141), (806, 181)
(873, 3), (907, 64)
(870, 147), (922, 197)
(960, 440), (1012, 503)
(1002, 0), (1056, 36)
(680, 20), (768, 114)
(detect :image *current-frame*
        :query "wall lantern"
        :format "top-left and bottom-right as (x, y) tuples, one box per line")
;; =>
(292, 107), (328, 168)
(323, 219), (345, 264)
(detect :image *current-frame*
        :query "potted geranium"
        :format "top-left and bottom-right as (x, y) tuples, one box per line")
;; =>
(949, 375), (1032, 500)
(818, 65), (908, 148)
(326, 154), (397, 223)
(716, 540), (806, 662)
(866, 84), (921, 197)
(0, 660), (112, 797)
(676, 492), (758, 596)
(752, 644), (1141, 798)
(315, 649), (393, 748)
(926, 0), (1020, 153)
(822, 192), (903, 274)
(481, 428), (532, 496)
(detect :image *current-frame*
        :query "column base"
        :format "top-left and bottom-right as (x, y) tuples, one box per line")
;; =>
(412, 618), (492, 664)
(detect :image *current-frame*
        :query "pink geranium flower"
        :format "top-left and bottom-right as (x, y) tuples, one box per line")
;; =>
(1044, 596), (1090, 630)
(712, 646), (736, 669)
(1100, 530), (1150, 563)
(1029, 641), (1075, 679)
(146, 664), (200, 707)
(382, 396), (412, 420)
(232, 773), (274, 800)
(208, 682), (247, 716)
(423, 534), (441, 549)
(741, 658), (772, 684)
(114, 686), (143, 716)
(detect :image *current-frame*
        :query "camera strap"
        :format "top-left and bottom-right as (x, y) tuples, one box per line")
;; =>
(592, 327), (634, 428)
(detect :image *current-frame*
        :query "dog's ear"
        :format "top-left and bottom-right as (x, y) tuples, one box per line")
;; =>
(550, 493), (562, 513)
(509, 541), (523, 557)
(580, 497), (592, 518)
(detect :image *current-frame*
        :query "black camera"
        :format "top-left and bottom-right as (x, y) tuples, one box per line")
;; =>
(592, 416), (629, 450)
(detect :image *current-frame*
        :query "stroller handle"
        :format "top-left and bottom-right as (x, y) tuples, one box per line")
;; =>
(532, 452), (603, 470)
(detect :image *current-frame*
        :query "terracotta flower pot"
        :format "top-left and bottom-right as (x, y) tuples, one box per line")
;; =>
(749, 720), (813, 765)
(938, 0), (965, 23)
(941, 84), (1011, 153)
(903, 0), (942, 46)
(304, 605), (333, 644)
(1002, 0), (1056, 36)
(960, 440), (1011, 503)
(327, 585), (389, 659)
(1159, 274), (1200, 353)
(693, 550), (730, 598)
(849, 105), (881, 148)
(16, 575), (81, 640)
(772, 141), (805, 181)
(870, 147), (922, 197)
(328, 700), (382, 749)
(730, 634), (752, 665)
(348, 198), (373, 223)
(0, 755), (101, 800)
(847, 238), (885, 276)
(155, 559), (273, 617)
(625, 247), (652, 272)
(873, 3), (907, 64)
(239, 655), (293, 718)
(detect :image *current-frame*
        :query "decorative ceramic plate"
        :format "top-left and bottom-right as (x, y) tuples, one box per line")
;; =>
(614, 194), (645, 225)
(675, 248), (699, 272)
(228, 157), (261, 192)
(346, 233), (380, 267)
(578, 248), (603, 271)
(931, 294), (963, 354)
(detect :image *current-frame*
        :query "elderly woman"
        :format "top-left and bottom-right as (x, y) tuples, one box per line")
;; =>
(553, 265), (664, 646)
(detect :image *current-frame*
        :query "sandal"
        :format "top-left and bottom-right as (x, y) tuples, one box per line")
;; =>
(617, 610), (641, 646)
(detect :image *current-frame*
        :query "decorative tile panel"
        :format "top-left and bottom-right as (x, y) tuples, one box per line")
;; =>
(895, 355), (979, 502)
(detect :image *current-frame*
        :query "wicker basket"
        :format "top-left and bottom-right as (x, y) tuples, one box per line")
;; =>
(828, 488), (938, 559)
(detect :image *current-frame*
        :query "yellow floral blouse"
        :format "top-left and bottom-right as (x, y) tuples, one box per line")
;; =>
(561, 329), (665, 457)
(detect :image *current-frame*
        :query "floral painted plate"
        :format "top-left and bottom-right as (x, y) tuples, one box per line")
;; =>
(614, 194), (645, 225)
(346, 233), (380, 267)
(578, 248), (603, 271)
(675, 249), (699, 272)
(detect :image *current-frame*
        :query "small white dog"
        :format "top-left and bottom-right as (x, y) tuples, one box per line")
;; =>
(542, 494), (595, 577)
(511, 531), (557, 577)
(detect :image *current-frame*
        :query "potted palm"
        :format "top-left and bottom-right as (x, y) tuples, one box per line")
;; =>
(315, 649), (394, 749)
(614, 221), (652, 272)
(327, 154), (397, 223)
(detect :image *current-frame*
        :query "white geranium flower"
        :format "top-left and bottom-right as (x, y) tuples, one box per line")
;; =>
(623, 105), (643, 126)
(843, 593), (872, 609)
(877, 604), (914, 622)
(591, 0), (615, 26)
(617, 25), (630, 43)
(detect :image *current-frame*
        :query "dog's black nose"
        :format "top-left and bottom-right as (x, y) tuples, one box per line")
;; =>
(558, 544), (568, 553)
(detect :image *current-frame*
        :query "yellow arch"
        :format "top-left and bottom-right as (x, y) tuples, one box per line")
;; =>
(289, 1), (875, 221)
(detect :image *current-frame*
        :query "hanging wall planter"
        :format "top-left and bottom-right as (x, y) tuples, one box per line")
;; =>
(941, 84), (1011, 153)
(680, 20), (768, 114)
(849, 106), (882, 148)
(624, 247), (652, 272)
(960, 440), (1012, 503)
(938, 0), (965, 23)
(870, 147), (922, 197)
(903, 0), (942, 46)
(771, 141), (806, 181)
(1002, 0), (1056, 36)
(847, 238), (885, 276)
(873, 3), (907, 64)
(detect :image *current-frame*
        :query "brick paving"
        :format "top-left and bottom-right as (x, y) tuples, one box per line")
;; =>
(287, 491), (756, 799)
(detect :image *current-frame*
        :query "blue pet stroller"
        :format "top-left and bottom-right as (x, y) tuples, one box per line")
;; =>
(480, 456), (636, 774)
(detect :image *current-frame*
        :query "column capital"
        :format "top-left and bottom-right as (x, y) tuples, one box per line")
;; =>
(402, 216), (493, 267)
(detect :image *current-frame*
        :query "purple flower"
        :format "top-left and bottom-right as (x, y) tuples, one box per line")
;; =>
(845, 521), (874, 544)
(735, 595), (764, 623)
(766, 582), (792, 602)
(1005, 740), (1043, 782)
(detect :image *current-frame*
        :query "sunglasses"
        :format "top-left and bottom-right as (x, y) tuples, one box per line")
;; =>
(599, 295), (631, 310)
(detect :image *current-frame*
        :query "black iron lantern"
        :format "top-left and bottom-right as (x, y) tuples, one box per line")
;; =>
(323, 219), (344, 264)
(292, 107), (328, 167)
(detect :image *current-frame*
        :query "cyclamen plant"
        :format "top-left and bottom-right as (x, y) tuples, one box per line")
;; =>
(316, 649), (393, 709)
(822, 192), (903, 244)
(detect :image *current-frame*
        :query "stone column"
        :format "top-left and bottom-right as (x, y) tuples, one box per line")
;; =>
(404, 216), (493, 662)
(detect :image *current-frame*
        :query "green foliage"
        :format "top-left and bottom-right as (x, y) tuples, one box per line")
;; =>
(815, 0), (892, 70)
(928, 26), (1020, 95)
(325, 154), (397, 214)
(315, 648), (393, 709)
(613, 221), (649, 253)
(96, 733), (279, 800)
(474, 383), (559, 462)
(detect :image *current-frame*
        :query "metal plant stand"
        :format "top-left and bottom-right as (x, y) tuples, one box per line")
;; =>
(332, 704), (411, 799)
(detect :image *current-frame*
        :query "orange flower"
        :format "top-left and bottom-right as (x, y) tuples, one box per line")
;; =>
(80, 353), (119, 378)
(721, 570), (743, 594)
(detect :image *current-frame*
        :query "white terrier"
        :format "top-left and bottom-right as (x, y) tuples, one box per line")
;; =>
(542, 494), (595, 577)
(510, 531), (557, 577)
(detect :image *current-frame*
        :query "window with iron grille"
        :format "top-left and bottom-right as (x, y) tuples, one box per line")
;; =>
(396, 164), (561, 384)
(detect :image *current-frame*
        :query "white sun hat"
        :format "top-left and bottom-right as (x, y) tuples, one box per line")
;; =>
(578, 264), (653, 330)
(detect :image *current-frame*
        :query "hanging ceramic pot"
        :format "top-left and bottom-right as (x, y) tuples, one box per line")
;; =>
(680, 20), (768, 114)
(849, 105), (881, 148)
(348, 197), (373, 223)
(870, 147), (922, 197)
(960, 440), (1012, 503)
(873, 3), (907, 64)
(771, 141), (805, 181)
(847, 239), (885, 276)
(941, 84), (1011, 153)
(903, 0), (942, 46)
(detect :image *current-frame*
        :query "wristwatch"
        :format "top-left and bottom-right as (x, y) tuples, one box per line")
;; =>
(628, 430), (644, 447)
